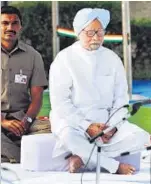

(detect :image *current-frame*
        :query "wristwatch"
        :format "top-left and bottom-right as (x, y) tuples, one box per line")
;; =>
(22, 115), (33, 124)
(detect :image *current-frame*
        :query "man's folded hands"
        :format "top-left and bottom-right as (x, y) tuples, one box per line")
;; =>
(86, 123), (117, 143)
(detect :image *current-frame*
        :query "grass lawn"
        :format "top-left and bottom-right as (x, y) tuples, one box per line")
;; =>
(39, 92), (151, 134)
(38, 92), (51, 117)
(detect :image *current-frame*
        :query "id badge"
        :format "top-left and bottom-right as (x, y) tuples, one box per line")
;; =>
(15, 74), (27, 84)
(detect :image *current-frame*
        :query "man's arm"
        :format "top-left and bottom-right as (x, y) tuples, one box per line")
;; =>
(50, 54), (92, 132)
(25, 86), (43, 119)
(20, 50), (47, 133)
(86, 56), (128, 143)
(1, 86), (44, 136)
(108, 55), (129, 126)
(20, 86), (44, 133)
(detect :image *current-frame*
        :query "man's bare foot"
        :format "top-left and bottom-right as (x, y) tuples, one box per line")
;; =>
(69, 155), (84, 173)
(116, 163), (136, 175)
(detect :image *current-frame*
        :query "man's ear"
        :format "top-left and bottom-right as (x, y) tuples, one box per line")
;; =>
(19, 26), (23, 35)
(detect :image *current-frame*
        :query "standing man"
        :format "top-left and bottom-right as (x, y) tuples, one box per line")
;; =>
(1, 6), (51, 163)
(49, 8), (150, 174)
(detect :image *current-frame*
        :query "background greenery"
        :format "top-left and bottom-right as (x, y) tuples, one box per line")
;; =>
(11, 1), (151, 79)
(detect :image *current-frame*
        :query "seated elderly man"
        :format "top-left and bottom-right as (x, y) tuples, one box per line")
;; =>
(49, 8), (150, 174)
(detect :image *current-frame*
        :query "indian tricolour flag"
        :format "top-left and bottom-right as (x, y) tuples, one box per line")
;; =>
(57, 27), (123, 43)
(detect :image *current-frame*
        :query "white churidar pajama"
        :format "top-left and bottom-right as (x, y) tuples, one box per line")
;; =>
(49, 41), (150, 173)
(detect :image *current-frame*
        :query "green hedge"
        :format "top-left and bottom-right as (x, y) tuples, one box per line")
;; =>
(11, 1), (151, 79)
(131, 18), (151, 27)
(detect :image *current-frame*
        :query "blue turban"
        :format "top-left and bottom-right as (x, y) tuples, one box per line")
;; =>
(73, 8), (110, 36)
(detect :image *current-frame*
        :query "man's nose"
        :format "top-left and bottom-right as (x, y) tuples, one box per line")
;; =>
(92, 33), (99, 40)
(7, 23), (13, 30)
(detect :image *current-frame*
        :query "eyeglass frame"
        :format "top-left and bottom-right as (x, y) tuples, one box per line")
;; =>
(82, 29), (106, 37)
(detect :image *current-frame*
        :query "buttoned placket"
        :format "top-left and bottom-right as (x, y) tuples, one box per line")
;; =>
(2, 46), (19, 110)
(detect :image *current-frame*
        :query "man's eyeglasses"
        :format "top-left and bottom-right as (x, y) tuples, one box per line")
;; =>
(82, 29), (105, 37)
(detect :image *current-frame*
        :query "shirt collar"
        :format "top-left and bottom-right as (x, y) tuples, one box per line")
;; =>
(1, 40), (27, 54)
(17, 41), (27, 51)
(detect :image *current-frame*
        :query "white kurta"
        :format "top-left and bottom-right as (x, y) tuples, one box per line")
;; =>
(49, 41), (150, 173)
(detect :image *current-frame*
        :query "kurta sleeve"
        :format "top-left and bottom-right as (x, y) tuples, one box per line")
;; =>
(108, 55), (129, 128)
(49, 53), (92, 132)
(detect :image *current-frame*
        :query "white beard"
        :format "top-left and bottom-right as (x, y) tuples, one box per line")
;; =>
(89, 43), (100, 50)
